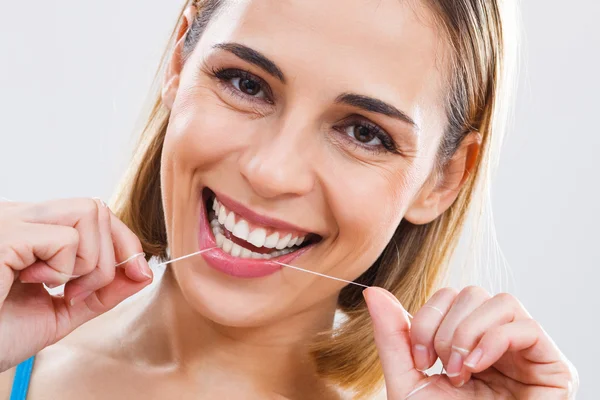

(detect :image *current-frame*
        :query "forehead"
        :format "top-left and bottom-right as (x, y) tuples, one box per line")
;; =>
(201, 0), (448, 131)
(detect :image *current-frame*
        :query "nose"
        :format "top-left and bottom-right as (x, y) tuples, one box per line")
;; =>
(238, 122), (316, 199)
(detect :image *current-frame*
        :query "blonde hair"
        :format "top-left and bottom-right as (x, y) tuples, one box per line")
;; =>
(112, 0), (518, 397)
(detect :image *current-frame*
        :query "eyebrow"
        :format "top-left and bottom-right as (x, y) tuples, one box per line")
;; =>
(212, 42), (418, 130)
(335, 93), (419, 130)
(213, 42), (286, 83)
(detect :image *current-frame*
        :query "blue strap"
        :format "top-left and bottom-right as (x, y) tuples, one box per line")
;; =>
(10, 356), (35, 400)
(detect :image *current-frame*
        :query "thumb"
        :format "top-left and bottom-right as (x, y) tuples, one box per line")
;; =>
(364, 287), (426, 399)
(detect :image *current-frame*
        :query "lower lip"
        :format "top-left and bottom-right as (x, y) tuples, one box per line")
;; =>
(197, 196), (311, 278)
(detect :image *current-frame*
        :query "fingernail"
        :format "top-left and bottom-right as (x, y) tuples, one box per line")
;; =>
(137, 257), (153, 279)
(464, 348), (483, 369)
(456, 380), (465, 388)
(413, 344), (430, 372)
(70, 290), (92, 306)
(92, 197), (108, 208)
(446, 350), (463, 377)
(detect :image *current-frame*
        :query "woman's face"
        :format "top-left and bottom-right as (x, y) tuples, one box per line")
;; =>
(160, 0), (451, 327)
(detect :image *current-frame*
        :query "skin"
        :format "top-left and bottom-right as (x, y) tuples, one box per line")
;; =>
(0, 0), (577, 399)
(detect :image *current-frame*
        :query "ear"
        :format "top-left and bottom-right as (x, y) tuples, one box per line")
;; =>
(404, 131), (482, 225)
(161, 6), (198, 110)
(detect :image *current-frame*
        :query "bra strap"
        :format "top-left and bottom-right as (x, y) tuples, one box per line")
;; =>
(10, 356), (35, 400)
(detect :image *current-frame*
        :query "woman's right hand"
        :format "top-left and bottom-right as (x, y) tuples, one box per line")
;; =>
(0, 198), (153, 373)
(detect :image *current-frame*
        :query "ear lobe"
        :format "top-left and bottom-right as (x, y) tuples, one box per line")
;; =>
(161, 6), (198, 109)
(404, 132), (482, 225)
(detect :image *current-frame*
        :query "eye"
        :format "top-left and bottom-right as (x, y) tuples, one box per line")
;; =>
(211, 67), (273, 103)
(334, 118), (399, 154)
(344, 124), (382, 146)
(231, 76), (265, 98)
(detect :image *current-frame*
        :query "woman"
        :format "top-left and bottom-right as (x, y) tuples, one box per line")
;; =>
(0, 0), (578, 398)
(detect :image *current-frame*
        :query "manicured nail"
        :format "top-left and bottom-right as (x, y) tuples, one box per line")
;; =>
(413, 344), (430, 372)
(70, 290), (92, 306)
(464, 348), (483, 369)
(446, 350), (463, 377)
(137, 257), (153, 279)
(92, 197), (108, 208)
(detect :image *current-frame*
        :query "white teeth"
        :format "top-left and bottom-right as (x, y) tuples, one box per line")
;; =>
(240, 248), (252, 258)
(210, 218), (220, 228)
(247, 228), (267, 247)
(264, 232), (279, 249)
(232, 219), (250, 241)
(213, 198), (219, 212)
(225, 211), (236, 231)
(296, 236), (305, 246)
(223, 238), (233, 253)
(251, 252), (262, 259)
(231, 243), (242, 257)
(218, 205), (227, 225)
(216, 233), (225, 247)
(271, 250), (282, 258)
(287, 237), (298, 248)
(275, 233), (292, 250)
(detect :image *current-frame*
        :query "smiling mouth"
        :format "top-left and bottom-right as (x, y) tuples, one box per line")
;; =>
(204, 190), (320, 260)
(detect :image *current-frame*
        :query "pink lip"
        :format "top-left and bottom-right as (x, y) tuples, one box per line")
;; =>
(213, 190), (312, 235)
(198, 190), (312, 278)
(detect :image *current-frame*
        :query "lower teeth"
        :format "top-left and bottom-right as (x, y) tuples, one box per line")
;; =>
(209, 214), (297, 259)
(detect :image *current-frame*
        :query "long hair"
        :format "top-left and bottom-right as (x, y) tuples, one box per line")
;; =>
(112, 0), (518, 397)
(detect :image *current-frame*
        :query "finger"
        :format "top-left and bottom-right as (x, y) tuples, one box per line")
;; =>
(410, 287), (458, 372)
(53, 267), (152, 340)
(0, 263), (15, 305)
(463, 319), (564, 382)
(19, 198), (103, 276)
(4, 222), (79, 283)
(450, 292), (532, 385)
(434, 286), (490, 387)
(108, 211), (153, 282)
(63, 199), (116, 305)
(364, 287), (426, 399)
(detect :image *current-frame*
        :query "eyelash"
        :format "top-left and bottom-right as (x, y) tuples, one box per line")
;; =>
(210, 67), (399, 155)
(211, 67), (274, 104)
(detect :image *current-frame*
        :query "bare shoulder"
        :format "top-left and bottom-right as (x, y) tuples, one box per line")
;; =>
(25, 340), (120, 400)
(0, 367), (16, 400)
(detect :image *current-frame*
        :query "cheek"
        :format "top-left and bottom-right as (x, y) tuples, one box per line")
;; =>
(325, 161), (418, 256)
(163, 88), (252, 170)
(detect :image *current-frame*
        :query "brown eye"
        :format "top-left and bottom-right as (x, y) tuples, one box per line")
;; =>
(232, 77), (265, 98)
(239, 78), (260, 95)
(354, 126), (375, 143)
(344, 124), (382, 146)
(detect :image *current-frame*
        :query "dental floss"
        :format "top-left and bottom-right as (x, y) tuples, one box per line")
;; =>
(142, 247), (414, 318)
(273, 260), (370, 289)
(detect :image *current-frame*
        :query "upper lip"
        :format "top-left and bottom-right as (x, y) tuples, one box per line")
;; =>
(210, 190), (318, 236)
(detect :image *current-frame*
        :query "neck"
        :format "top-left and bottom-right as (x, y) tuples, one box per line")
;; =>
(124, 269), (339, 398)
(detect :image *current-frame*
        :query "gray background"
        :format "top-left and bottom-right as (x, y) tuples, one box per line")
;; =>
(0, 1), (597, 398)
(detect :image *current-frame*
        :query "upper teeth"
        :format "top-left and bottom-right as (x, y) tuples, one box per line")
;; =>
(209, 197), (307, 257)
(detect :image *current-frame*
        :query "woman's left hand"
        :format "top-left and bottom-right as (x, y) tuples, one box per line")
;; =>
(364, 286), (579, 399)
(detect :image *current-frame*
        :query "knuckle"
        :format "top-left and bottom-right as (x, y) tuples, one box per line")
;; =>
(84, 198), (100, 220)
(65, 227), (80, 248)
(432, 287), (459, 302)
(459, 285), (491, 302)
(433, 334), (451, 355)
(493, 292), (523, 310)
(98, 263), (116, 283)
(452, 324), (474, 347)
